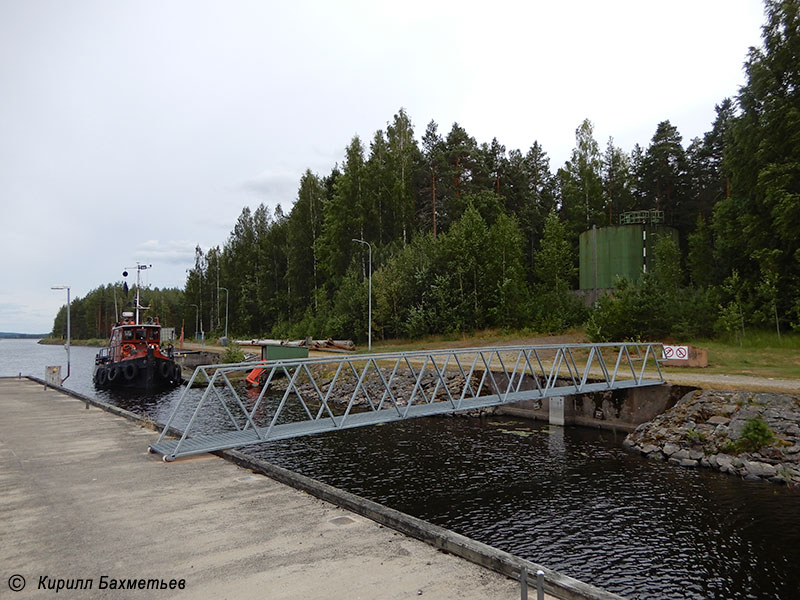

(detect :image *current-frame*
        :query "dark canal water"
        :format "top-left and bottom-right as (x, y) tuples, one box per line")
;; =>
(3, 339), (800, 600)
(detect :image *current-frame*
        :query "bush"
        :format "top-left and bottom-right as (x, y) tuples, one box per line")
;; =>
(530, 286), (587, 334)
(738, 417), (774, 452)
(587, 275), (717, 342)
(221, 344), (246, 364)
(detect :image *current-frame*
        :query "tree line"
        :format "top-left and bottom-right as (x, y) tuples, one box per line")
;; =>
(53, 1), (799, 343)
(51, 284), (184, 340)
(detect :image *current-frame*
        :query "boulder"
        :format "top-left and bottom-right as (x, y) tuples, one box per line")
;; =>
(716, 453), (734, 468)
(640, 444), (660, 455)
(688, 449), (704, 461)
(742, 460), (777, 479)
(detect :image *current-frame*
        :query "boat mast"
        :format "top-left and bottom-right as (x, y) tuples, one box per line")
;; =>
(133, 263), (151, 325)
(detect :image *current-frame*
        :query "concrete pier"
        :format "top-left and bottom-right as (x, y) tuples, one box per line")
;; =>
(0, 378), (617, 600)
(0, 378), (532, 599)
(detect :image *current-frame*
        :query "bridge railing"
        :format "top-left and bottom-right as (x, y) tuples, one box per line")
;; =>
(150, 342), (665, 460)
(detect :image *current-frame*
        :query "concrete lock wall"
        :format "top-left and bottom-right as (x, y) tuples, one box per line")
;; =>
(491, 373), (695, 432)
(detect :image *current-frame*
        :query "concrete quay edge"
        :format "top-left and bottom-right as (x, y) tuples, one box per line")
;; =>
(18, 375), (624, 600)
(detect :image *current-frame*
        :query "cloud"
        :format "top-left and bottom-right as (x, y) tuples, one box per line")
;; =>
(133, 240), (198, 265)
(241, 169), (299, 203)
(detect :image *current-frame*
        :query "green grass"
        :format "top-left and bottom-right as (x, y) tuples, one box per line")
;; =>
(663, 332), (800, 380)
(368, 328), (587, 354)
(366, 328), (800, 382)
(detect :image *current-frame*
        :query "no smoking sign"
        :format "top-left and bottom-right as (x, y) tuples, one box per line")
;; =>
(663, 345), (688, 360)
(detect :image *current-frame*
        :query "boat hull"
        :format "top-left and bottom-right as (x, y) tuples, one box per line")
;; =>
(94, 353), (182, 390)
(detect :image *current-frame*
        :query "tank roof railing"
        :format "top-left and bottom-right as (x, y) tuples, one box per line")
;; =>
(620, 210), (665, 225)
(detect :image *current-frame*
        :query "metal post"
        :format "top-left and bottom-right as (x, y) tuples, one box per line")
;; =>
(592, 224), (598, 304)
(219, 287), (229, 341)
(51, 285), (70, 383)
(520, 566), (528, 600)
(536, 570), (544, 600)
(190, 304), (199, 340)
(351, 239), (372, 352)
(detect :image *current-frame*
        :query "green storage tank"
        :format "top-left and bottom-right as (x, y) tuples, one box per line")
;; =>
(579, 222), (678, 290)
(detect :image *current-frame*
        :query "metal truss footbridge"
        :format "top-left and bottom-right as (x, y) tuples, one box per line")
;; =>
(150, 342), (665, 461)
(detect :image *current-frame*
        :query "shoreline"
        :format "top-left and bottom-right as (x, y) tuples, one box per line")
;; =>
(625, 389), (800, 489)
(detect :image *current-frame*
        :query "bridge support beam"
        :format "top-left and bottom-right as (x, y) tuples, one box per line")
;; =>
(549, 396), (565, 426)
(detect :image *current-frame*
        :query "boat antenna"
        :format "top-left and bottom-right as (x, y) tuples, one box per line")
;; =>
(123, 264), (152, 325)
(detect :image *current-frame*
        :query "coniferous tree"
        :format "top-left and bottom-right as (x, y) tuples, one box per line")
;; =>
(714, 0), (800, 328)
(687, 215), (715, 288)
(640, 121), (689, 237)
(420, 120), (445, 239)
(317, 136), (367, 286)
(287, 171), (324, 313)
(602, 138), (635, 224)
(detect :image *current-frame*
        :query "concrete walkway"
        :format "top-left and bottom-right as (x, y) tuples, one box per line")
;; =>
(0, 378), (558, 600)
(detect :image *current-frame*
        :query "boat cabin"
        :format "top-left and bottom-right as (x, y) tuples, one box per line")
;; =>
(98, 315), (166, 363)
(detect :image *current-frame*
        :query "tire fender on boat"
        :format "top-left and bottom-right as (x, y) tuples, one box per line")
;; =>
(122, 362), (138, 381)
(159, 360), (171, 379)
(107, 365), (119, 382)
(172, 364), (182, 383)
(97, 367), (108, 387)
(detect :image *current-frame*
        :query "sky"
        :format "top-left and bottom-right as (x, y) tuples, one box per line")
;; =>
(0, 0), (766, 334)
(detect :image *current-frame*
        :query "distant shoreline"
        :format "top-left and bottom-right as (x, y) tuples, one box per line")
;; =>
(37, 338), (106, 347)
(0, 333), (48, 340)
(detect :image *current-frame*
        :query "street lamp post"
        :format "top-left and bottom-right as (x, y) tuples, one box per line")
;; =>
(190, 304), (199, 340)
(51, 285), (71, 382)
(219, 287), (229, 342)
(351, 239), (372, 352)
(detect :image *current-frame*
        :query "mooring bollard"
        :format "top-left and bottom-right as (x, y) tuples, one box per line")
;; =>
(536, 570), (544, 600)
(520, 566), (528, 600)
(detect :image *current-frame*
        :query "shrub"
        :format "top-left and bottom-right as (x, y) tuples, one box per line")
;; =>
(221, 344), (246, 364)
(738, 417), (774, 452)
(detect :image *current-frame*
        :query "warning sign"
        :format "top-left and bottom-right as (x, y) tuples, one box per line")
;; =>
(662, 345), (689, 360)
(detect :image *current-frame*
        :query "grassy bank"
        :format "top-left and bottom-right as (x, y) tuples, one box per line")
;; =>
(664, 332), (800, 380)
(364, 329), (799, 382)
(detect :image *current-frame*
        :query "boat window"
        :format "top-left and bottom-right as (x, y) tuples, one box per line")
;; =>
(135, 329), (146, 341)
(123, 329), (133, 341)
(150, 329), (160, 341)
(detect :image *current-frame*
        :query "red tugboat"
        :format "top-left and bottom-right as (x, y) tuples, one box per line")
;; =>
(93, 265), (182, 389)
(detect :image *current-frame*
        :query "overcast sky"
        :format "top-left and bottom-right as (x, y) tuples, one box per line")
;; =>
(0, 0), (765, 333)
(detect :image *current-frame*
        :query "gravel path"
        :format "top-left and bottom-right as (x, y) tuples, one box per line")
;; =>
(662, 372), (799, 394)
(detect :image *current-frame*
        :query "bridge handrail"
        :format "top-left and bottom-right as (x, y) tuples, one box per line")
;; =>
(178, 341), (661, 372)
